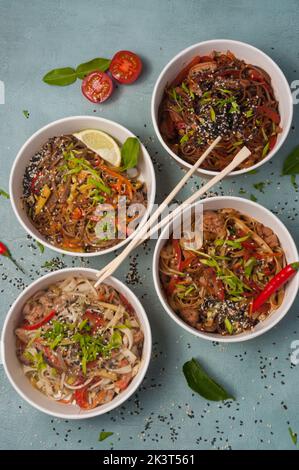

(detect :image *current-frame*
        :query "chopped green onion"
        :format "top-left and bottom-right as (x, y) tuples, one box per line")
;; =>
(224, 318), (234, 335)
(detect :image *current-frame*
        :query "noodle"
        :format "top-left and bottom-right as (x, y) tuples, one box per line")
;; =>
(159, 51), (281, 171)
(15, 277), (144, 409)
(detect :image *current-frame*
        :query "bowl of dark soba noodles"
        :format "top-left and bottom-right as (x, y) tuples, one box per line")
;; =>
(153, 197), (298, 342)
(152, 40), (292, 176)
(10, 116), (156, 256)
(1, 268), (152, 419)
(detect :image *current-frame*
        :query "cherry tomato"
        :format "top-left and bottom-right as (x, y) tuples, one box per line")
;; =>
(109, 50), (142, 84)
(81, 71), (113, 103)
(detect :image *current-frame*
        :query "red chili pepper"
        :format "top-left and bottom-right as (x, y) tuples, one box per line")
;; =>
(258, 105), (280, 124)
(22, 309), (56, 330)
(0, 241), (25, 273)
(172, 239), (182, 271)
(251, 262), (299, 313)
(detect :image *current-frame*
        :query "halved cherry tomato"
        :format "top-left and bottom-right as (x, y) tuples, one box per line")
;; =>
(81, 71), (113, 103)
(109, 51), (142, 84)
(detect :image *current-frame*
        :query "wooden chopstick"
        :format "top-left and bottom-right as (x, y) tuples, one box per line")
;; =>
(93, 137), (220, 287)
(140, 145), (251, 242)
(94, 144), (250, 288)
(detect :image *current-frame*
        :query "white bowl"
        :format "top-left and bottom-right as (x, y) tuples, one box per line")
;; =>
(9, 116), (156, 257)
(153, 196), (299, 343)
(1, 267), (152, 419)
(151, 39), (293, 177)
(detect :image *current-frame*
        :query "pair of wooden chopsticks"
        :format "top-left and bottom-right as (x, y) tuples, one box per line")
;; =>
(94, 138), (251, 287)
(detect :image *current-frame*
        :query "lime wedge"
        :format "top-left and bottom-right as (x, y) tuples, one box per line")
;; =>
(73, 129), (121, 167)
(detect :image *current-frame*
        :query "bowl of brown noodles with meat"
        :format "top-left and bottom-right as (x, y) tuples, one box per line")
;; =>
(153, 197), (298, 342)
(152, 40), (292, 176)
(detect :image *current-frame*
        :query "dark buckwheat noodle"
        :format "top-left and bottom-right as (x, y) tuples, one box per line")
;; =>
(159, 51), (281, 171)
(23, 135), (147, 253)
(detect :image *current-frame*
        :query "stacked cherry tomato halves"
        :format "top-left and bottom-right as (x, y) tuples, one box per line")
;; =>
(82, 50), (142, 103)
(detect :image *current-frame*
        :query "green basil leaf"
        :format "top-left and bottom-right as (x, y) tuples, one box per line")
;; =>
(0, 188), (9, 199)
(43, 67), (77, 86)
(183, 358), (234, 401)
(98, 431), (114, 442)
(282, 145), (299, 175)
(36, 241), (45, 253)
(76, 58), (111, 79)
(121, 137), (140, 171)
(288, 427), (298, 446)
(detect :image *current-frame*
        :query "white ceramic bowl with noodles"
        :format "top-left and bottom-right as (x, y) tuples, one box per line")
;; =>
(1, 268), (152, 419)
(153, 196), (299, 343)
(9, 116), (156, 257)
(151, 39), (293, 177)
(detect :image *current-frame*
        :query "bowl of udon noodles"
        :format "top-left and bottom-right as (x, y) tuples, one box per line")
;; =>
(151, 39), (293, 176)
(1, 268), (152, 419)
(153, 197), (298, 342)
(9, 116), (156, 256)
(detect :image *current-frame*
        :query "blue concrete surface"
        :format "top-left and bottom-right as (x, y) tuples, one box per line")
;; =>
(0, 0), (298, 450)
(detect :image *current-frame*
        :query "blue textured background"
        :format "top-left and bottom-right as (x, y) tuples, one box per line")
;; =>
(0, 0), (299, 450)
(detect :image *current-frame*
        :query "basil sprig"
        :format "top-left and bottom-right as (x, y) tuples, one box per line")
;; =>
(121, 137), (140, 171)
(183, 358), (234, 401)
(43, 57), (110, 86)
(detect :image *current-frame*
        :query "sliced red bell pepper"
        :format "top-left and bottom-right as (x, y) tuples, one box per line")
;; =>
(180, 252), (197, 271)
(167, 276), (179, 294)
(73, 387), (89, 409)
(248, 69), (264, 82)
(119, 293), (134, 313)
(84, 310), (105, 329)
(258, 106), (280, 124)
(269, 135), (277, 151)
(171, 56), (201, 86)
(22, 309), (56, 330)
(172, 239), (182, 271)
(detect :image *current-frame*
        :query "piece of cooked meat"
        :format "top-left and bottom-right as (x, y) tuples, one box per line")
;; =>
(255, 223), (279, 249)
(179, 307), (199, 327)
(203, 211), (226, 241)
